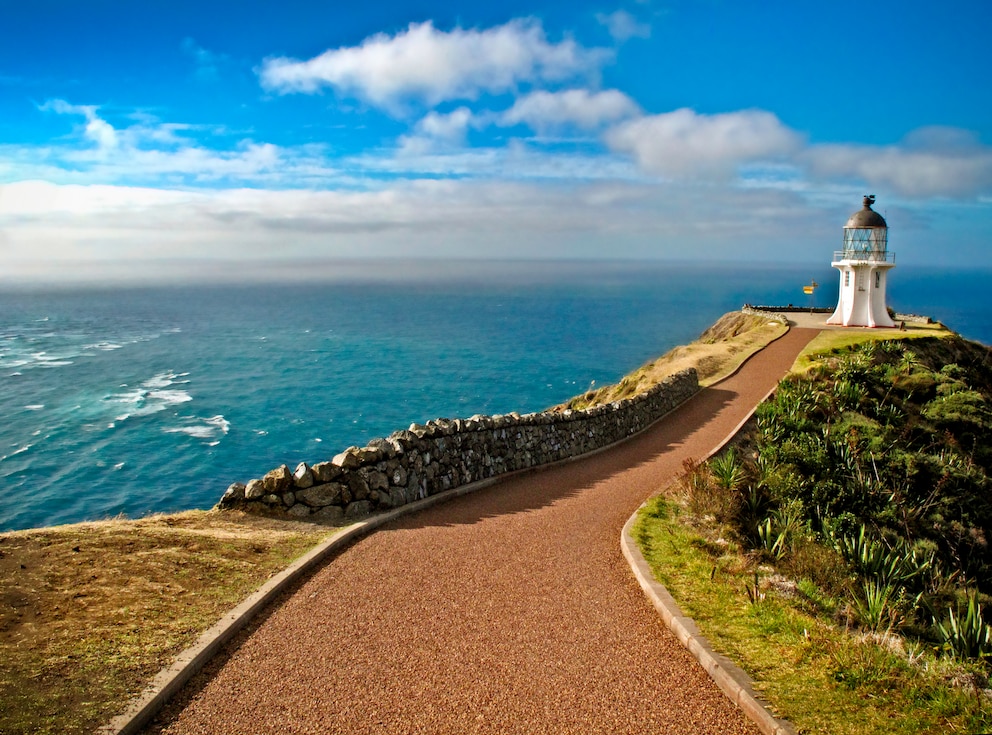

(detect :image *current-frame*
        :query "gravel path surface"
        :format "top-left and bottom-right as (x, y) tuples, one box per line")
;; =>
(148, 328), (818, 735)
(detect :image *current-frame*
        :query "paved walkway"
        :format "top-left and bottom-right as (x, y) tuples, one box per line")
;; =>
(147, 328), (819, 735)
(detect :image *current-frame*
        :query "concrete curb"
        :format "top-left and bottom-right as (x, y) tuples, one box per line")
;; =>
(101, 376), (702, 735)
(620, 515), (797, 735)
(99, 474), (508, 735)
(619, 330), (799, 735)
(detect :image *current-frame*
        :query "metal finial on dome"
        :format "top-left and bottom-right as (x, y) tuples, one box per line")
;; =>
(847, 196), (886, 229)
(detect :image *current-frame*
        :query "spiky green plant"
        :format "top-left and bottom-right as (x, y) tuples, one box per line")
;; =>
(710, 448), (744, 491)
(936, 591), (992, 662)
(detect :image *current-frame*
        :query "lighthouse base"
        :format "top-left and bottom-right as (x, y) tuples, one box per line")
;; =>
(826, 260), (896, 328)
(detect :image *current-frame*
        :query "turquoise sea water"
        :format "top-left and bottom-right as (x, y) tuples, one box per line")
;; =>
(1, 260), (988, 532)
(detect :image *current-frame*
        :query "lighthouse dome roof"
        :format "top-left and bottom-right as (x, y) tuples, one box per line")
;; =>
(845, 195), (887, 229)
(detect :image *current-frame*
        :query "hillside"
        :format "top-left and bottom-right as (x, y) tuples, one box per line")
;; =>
(753, 333), (992, 593)
(640, 329), (992, 733)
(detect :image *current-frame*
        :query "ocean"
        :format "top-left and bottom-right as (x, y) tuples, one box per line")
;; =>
(1, 260), (989, 532)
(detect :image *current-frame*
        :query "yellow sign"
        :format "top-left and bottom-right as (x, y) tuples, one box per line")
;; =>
(803, 286), (814, 295)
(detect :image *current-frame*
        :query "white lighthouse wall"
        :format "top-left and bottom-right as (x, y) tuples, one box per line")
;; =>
(826, 265), (853, 325)
(869, 266), (896, 327)
(827, 262), (895, 327)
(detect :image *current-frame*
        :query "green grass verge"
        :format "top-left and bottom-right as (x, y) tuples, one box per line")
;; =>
(632, 496), (992, 735)
(792, 322), (953, 373)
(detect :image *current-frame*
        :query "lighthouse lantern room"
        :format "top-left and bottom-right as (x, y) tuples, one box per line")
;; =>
(826, 195), (896, 328)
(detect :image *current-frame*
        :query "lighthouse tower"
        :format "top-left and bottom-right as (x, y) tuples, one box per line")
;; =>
(826, 195), (896, 327)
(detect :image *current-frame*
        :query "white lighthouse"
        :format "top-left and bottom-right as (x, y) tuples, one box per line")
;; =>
(826, 195), (896, 328)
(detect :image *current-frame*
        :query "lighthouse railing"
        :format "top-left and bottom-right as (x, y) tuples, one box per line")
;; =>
(832, 250), (896, 264)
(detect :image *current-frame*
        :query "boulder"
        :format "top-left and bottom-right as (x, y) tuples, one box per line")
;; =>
(293, 462), (315, 488)
(244, 479), (266, 500)
(311, 461), (342, 483)
(297, 483), (344, 508)
(332, 448), (363, 469)
(219, 482), (245, 507)
(313, 505), (344, 523)
(348, 473), (370, 501)
(287, 504), (312, 518)
(389, 465), (408, 487)
(345, 500), (372, 518)
(262, 465), (293, 494)
(389, 488), (407, 508)
(368, 470), (389, 493)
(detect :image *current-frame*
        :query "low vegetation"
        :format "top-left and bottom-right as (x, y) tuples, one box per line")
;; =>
(636, 331), (992, 733)
(0, 511), (334, 735)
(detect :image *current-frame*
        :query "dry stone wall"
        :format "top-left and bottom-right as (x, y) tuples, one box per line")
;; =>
(218, 368), (699, 521)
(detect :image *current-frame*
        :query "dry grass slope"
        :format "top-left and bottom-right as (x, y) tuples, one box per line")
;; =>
(0, 511), (333, 735)
(560, 311), (788, 410)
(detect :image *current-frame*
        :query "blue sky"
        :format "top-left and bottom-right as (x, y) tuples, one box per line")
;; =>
(1, 0), (990, 281)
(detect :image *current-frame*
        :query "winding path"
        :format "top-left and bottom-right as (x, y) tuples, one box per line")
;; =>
(147, 327), (819, 735)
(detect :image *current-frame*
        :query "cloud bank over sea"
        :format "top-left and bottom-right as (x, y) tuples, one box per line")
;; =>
(1, 2), (990, 277)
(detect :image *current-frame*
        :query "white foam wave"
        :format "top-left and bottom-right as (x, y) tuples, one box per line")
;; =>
(164, 415), (230, 443)
(24, 404), (44, 411)
(147, 389), (193, 405)
(107, 371), (194, 422)
(84, 341), (123, 351)
(30, 351), (75, 368)
(1, 444), (32, 462)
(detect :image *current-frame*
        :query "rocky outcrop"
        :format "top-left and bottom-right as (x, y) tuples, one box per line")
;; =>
(219, 368), (699, 520)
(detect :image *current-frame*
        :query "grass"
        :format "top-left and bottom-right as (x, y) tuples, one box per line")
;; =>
(561, 311), (788, 410)
(792, 321), (953, 373)
(633, 496), (992, 735)
(0, 510), (335, 735)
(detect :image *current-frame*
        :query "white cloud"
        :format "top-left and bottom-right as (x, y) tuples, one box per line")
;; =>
(40, 99), (118, 150)
(398, 108), (475, 155)
(355, 137), (642, 181)
(502, 89), (640, 131)
(596, 10), (651, 42)
(415, 107), (475, 141)
(258, 19), (610, 111)
(2, 174), (989, 282)
(15, 100), (342, 186)
(0, 178), (817, 270)
(605, 108), (803, 179)
(805, 127), (992, 198)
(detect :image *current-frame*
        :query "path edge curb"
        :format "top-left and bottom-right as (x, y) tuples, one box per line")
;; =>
(101, 372), (703, 735)
(99, 475), (504, 735)
(620, 338), (800, 735)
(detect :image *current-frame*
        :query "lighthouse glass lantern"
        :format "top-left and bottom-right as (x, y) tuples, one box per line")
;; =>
(826, 195), (896, 327)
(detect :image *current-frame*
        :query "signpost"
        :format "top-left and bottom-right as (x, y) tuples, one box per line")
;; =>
(803, 280), (818, 312)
